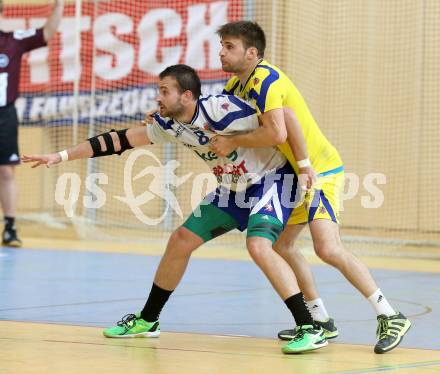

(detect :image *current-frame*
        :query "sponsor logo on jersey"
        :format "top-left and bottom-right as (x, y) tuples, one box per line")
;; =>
(194, 150), (238, 163)
(168, 120), (210, 145)
(175, 124), (185, 138)
(253, 77), (259, 85)
(194, 150), (218, 162)
(264, 203), (274, 212)
(221, 102), (230, 110)
(212, 160), (248, 180)
(0, 54), (9, 68)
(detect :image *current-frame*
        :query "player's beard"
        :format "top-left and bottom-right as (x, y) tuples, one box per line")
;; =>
(159, 99), (185, 118)
(221, 57), (247, 74)
(221, 62), (235, 73)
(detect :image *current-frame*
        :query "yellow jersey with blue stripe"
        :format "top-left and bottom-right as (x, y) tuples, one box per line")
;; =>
(223, 60), (343, 176)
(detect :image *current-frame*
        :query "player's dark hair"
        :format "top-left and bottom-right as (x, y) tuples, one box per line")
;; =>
(217, 21), (266, 58)
(159, 64), (201, 99)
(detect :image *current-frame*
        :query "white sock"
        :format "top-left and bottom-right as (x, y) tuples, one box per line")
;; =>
(367, 289), (396, 317)
(306, 298), (330, 322)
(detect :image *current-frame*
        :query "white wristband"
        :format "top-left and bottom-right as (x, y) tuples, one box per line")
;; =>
(297, 158), (311, 168)
(58, 150), (69, 162)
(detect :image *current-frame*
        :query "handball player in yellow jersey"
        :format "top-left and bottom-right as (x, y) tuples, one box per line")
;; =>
(209, 21), (411, 354)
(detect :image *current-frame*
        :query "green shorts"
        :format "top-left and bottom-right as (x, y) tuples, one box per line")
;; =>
(182, 203), (284, 244)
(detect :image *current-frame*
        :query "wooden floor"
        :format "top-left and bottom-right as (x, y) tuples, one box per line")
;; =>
(1, 234), (440, 374)
(1, 321), (440, 374)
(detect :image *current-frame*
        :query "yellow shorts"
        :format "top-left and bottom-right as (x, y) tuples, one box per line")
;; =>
(288, 169), (344, 225)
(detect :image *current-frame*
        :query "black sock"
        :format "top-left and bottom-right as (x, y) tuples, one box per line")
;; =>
(284, 292), (314, 326)
(4, 216), (15, 230)
(140, 283), (173, 322)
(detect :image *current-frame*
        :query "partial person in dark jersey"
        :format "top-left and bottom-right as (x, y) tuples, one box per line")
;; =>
(0, 0), (63, 246)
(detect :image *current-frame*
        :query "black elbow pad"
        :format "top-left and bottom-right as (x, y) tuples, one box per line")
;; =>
(114, 129), (133, 155)
(88, 129), (133, 158)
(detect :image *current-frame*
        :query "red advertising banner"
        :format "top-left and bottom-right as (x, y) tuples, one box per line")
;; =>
(3, 0), (242, 92)
(2, 0), (242, 124)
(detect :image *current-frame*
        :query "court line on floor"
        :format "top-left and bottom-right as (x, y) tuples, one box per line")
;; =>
(0, 298), (431, 322)
(0, 287), (271, 312)
(4, 336), (439, 369)
(0, 335), (325, 361)
(2, 323), (438, 367)
(0, 335), (413, 368)
(323, 360), (440, 373)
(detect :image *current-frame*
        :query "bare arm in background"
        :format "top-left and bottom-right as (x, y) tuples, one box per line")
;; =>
(43, 0), (64, 42)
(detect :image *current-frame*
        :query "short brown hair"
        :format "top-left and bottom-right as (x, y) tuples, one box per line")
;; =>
(217, 21), (266, 58)
(159, 64), (201, 99)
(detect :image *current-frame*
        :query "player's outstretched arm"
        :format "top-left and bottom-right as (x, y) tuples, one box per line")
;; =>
(43, 0), (64, 42)
(22, 127), (150, 168)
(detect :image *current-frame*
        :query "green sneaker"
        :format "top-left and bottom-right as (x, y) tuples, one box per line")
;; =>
(103, 313), (160, 338)
(281, 325), (328, 354)
(374, 312), (411, 354)
(278, 318), (338, 340)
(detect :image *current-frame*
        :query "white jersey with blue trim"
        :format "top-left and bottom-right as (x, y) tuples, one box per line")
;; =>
(145, 94), (287, 191)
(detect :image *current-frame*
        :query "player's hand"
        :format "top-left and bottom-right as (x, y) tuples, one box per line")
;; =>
(298, 166), (317, 191)
(22, 153), (61, 168)
(141, 109), (157, 126)
(209, 135), (236, 157)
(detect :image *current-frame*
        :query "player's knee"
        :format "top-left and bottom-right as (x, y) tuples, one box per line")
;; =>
(168, 227), (200, 256)
(246, 237), (271, 262)
(0, 166), (14, 181)
(273, 236), (295, 255)
(314, 242), (343, 266)
(247, 241), (262, 261)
